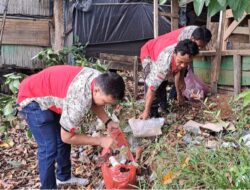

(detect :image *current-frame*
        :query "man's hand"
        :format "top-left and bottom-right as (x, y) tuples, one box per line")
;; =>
(190, 89), (202, 100)
(107, 121), (119, 133)
(99, 136), (116, 149)
(139, 110), (150, 120)
(177, 94), (185, 105)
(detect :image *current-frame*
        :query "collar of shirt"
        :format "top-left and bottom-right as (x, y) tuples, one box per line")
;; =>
(91, 78), (96, 92)
(171, 56), (177, 74)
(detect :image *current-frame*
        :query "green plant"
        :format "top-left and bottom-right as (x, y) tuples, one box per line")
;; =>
(231, 90), (250, 130)
(32, 48), (69, 66)
(33, 41), (107, 72)
(0, 73), (26, 134)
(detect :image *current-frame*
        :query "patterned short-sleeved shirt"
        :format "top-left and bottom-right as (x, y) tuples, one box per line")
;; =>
(17, 65), (101, 133)
(145, 44), (176, 91)
(178, 26), (198, 42)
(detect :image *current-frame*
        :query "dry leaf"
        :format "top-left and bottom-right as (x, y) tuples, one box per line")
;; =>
(75, 166), (84, 175)
(0, 139), (14, 148)
(162, 171), (181, 185)
(181, 157), (190, 169)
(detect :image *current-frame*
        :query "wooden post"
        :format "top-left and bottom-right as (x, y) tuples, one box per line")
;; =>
(233, 54), (241, 96)
(0, 0), (9, 56)
(153, 0), (159, 38)
(171, 0), (179, 31)
(211, 10), (225, 94)
(53, 0), (64, 52)
(248, 19), (250, 42)
(133, 57), (138, 98)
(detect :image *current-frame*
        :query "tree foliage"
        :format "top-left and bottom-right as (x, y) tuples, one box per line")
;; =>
(159, 0), (250, 20)
(193, 0), (250, 19)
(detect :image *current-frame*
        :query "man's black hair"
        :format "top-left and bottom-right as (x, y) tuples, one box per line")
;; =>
(192, 26), (212, 43)
(95, 72), (125, 100)
(174, 39), (199, 56)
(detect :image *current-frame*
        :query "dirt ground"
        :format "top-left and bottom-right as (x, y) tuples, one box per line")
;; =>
(0, 92), (236, 189)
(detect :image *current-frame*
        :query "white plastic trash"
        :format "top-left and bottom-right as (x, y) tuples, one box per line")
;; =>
(128, 118), (165, 137)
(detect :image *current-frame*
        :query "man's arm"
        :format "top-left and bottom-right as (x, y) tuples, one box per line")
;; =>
(60, 128), (113, 148)
(139, 88), (155, 120)
(175, 70), (186, 104)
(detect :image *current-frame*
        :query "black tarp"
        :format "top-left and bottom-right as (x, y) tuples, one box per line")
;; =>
(72, 0), (171, 56)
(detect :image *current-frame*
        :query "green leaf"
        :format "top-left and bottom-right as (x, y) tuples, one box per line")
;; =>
(12, 80), (20, 90)
(193, 0), (206, 16)
(7, 160), (22, 167)
(26, 129), (33, 139)
(207, 0), (224, 17)
(217, 0), (226, 7)
(236, 90), (250, 101)
(159, 0), (168, 5)
(227, 0), (239, 10)
(3, 102), (13, 116)
(243, 93), (250, 108)
(231, 0), (249, 20)
(205, 0), (210, 6)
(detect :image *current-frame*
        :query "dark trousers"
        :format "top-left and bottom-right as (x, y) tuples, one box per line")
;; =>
(144, 64), (168, 117)
(20, 102), (71, 189)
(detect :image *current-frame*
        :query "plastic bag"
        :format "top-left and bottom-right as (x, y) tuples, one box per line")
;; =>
(183, 68), (209, 100)
(128, 118), (164, 137)
(101, 128), (136, 189)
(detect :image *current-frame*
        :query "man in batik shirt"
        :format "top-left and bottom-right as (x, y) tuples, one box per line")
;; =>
(17, 65), (125, 189)
(139, 39), (199, 119)
(140, 26), (211, 116)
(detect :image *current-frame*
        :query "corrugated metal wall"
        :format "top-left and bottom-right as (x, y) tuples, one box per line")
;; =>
(0, 45), (44, 68)
(0, 0), (52, 16)
(0, 0), (52, 68)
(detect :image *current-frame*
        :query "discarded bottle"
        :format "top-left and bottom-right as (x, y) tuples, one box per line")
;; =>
(109, 156), (120, 166)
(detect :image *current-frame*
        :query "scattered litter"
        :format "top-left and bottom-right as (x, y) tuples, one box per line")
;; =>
(205, 140), (219, 149)
(221, 142), (238, 148)
(135, 146), (144, 161)
(95, 180), (105, 190)
(201, 123), (223, 132)
(128, 118), (164, 137)
(123, 125), (132, 133)
(127, 135), (139, 153)
(96, 119), (105, 130)
(241, 134), (250, 149)
(149, 171), (157, 182)
(183, 134), (192, 144)
(183, 134), (203, 145)
(183, 120), (202, 135)
(92, 131), (100, 137)
(166, 113), (177, 124)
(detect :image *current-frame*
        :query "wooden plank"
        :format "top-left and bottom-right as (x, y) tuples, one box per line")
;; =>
(211, 10), (225, 94)
(223, 13), (246, 41)
(225, 9), (233, 18)
(232, 27), (249, 35)
(100, 53), (139, 64)
(153, 0), (159, 38)
(206, 22), (219, 50)
(0, 18), (50, 46)
(234, 54), (241, 96)
(232, 42), (250, 50)
(104, 61), (134, 71)
(171, 0), (179, 31)
(222, 50), (250, 55)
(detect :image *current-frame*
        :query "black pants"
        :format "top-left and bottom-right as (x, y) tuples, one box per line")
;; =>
(144, 64), (168, 117)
